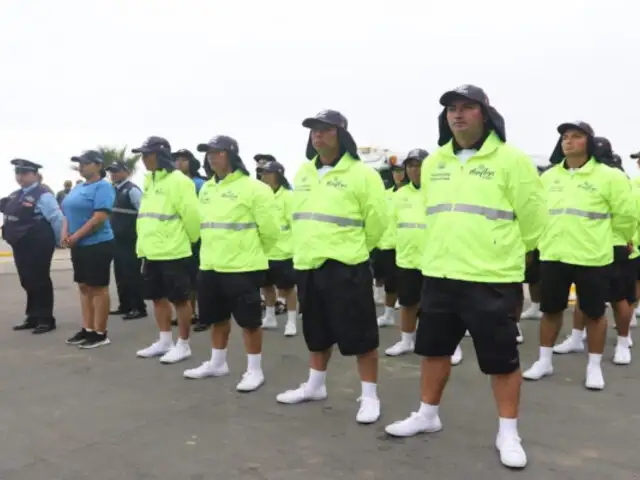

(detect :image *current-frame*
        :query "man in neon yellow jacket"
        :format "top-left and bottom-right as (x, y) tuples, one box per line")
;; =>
(276, 109), (388, 424)
(373, 160), (405, 326)
(133, 136), (200, 365)
(258, 159), (298, 337)
(524, 127), (636, 389)
(182, 135), (279, 393)
(385, 85), (547, 470)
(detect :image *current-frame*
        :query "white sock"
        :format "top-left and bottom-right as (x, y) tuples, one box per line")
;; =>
(401, 331), (414, 344)
(307, 368), (326, 391)
(528, 302), (540, 311)
(286, 310), (297, 324)
(85, 328), (93, 332)
(177, 337), (189, 345)
(159, 331), (173, 344)
(265, 306), (276, 318)
(247, 353), (262, 372)
(498, 417), (519, 438)
(211, 348), (227, 366)
(361, 381), (377, 399)
(384, 306), (394, 318)
(570, 328), (584, 342)
(539, 346), (553, 363)
(418, 402), (439, 417)
(617, 335), (630, 348)
(588, 353), (602, 367)
(375, 286), (384, 298)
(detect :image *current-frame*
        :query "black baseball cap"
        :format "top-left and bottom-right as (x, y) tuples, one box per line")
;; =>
(405, 148), (429, 162)
(197, 135), (239, 154)
(254, 154), (276, 163)
(557, 121), (594, 136)
(131, 136), (172, 154)
(630, 151), (640, 159)
(439, 85), (491, 108)
(106, 161), (128, 173)
(172, 148), (197, 161)
(302, 109), (348, 130)
(11, 158), (42, 173)
(261, 160), (285, 175)
(71, 150), (104, 164)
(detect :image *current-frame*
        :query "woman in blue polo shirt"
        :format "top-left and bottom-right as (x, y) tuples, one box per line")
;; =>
(62, 150), (116, 349)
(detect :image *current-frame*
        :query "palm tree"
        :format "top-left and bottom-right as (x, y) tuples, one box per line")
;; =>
(71, 146), (141, 173)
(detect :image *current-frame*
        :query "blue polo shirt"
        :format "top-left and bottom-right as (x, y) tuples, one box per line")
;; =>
(62, 179), (115, 246)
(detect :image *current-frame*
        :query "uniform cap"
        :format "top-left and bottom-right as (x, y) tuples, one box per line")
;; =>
(11, 158), (42, 172)
(131, 136), (172, 154)
(71, 150), (104, 164)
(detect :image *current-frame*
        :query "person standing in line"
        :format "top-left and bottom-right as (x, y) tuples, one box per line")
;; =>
(523, 124), (636, 390)
(374, 159), (405, 324)
(384, 85), (547, 469)
(276, 110), (388, 424)
(62, 151), (116, 348)
(183, 135), (279, 392)
(56, 180), (73, 206)
(1, 159), (63, 333)
(172, 149), (207, 331)
(133, 136), (200, 364)
(107, 161), (147, 320)
(259, 159), (298, 336)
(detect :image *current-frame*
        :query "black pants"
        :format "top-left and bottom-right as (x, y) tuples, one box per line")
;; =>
(113, 237), (145, 312)
(13, 234), (55, 321)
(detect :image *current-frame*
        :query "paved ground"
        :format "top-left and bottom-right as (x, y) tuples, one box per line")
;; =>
(0, 261), (639, 480)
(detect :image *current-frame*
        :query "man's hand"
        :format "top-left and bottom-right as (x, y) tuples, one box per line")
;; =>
(525, 251), (534, 265)
(65, 233), (80, 248)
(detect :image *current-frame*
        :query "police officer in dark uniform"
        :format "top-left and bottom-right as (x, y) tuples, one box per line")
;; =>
(107, 161), (147, 319)
(1, 159), (63, 333)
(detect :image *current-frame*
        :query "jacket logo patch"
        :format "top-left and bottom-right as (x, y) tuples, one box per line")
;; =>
(221, 191), (238, 200)
(326, 178), (347, 189)
(468, 165), (495, 180)
(577, 181), (597, 193)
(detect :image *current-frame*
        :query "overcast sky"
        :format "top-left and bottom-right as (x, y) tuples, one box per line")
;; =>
(0, 0), (638, 192)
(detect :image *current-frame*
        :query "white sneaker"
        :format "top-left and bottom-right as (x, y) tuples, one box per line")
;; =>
(356, 397), (380, 424)
(585, 364), (605, 390)
(159, 341), (191, 364)
(629, 332), (634, 348)
(377, 315), (395, 327)
(136, 340), (172, 358)
(522, 360), (553, 380)
(183, 361), (230, 379)
(613, 343), (632, 365)
(385, 340), (414, 356)
(236, 370), (265, 392)
(552, 335), (584, 354)
(516, 324), (524, 344)
(284, 322), (297, 337)
(394, 300), (400, 309)
(496, 435), (527, 469)
(385, 411), (443, 437)
(262, 316), (278, 329)
(464, 330), (471, 337)
(520, 305), (541, 320)
(276, 383), (327, 404)
(631, 314), (639, 326)
(451, 345), (463, 365)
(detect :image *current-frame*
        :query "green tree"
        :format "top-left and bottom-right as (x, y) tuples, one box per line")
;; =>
(71, 146), (141, 173)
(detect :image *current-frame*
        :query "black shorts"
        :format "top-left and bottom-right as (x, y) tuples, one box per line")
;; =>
(635, 256), (640, 281)
(143, 257), (192, 304)
(610, 247), (636, 304)
(416, 277), (520, 375)
(371, 249), (397, 293)
(187, 241), (201, 286)
(296, 260), (378, 356)
(264, 259), (296, 290)
(198, 270), (265, 329)
(71, 240), (114, 287)
(524, 249), (541, 285)
(397, 267), (422, 307)
(539, 261), (611, 320)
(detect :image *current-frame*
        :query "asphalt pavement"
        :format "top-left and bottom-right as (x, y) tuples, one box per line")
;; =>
(0, 260), (638, 480)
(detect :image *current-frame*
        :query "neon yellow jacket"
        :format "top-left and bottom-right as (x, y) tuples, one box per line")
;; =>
(377, 186), (398, 250)
(199, 171), (279, 272)
(420, 132), (548, 282)
(136, 170), (200, 260)
(393, 182), (426, 270)
(629, 180), (640, 259)
(540, 158), (636, 266)
(291, 153), (388, 270)
(267, 186), (293, 261)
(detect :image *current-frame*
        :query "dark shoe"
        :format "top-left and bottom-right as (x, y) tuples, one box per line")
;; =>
(66, 329), (89, 345)
(33, 322), (56, 334)
(13, 318), (37, 331)
(78, 331), (111, 349)
(193, 321), (209, 332)
(123, 310), (148, 320)
(109, 308), (127, 315)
